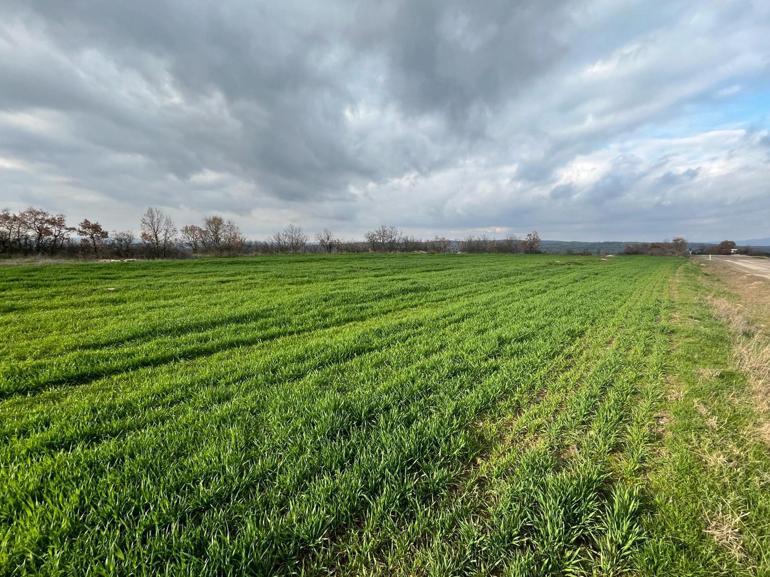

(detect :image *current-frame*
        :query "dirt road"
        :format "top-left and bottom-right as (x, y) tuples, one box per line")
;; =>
(700, 255), (770, 280)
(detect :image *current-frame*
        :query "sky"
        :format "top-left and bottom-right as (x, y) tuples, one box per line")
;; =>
(1, 0), (769, 242)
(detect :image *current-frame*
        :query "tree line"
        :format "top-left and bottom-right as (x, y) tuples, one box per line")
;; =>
(689, 240), (769, 256)
(623, 238), (689, 256)
(622, 238), (760, 257)
(1, 206), (543, 258)
(459, 231), (541, 254)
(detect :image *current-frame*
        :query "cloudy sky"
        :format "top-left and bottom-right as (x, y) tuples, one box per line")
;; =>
(1, 0), (769, 241)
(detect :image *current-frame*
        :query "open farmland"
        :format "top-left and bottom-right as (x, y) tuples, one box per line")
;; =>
(2, 255), (769, 576)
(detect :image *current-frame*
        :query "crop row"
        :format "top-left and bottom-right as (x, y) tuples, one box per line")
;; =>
(0, 255), (679, 575)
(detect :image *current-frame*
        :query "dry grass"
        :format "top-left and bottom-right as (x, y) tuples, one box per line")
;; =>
(706, 261), (770, 323)
(734, 340), (770, 392)
(703, 278), (770, 445)
(696, 367), (721, 382)
(705, 504), (749, 561)
(709, 297), (770, 398)
(708, 296), (754, 337)
(694, 399), (720, 431)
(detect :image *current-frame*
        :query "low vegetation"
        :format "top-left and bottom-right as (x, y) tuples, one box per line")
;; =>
(1, 254), (769, 575)
(622, 238), (688, 256)
(0, 205), (545, 258)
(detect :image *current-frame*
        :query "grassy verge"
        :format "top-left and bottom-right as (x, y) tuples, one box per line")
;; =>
(638, 261), (770, 575)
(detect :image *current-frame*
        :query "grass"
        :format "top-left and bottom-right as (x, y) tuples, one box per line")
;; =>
(638, 263), (770, 576)
(0, 254), (768, 576)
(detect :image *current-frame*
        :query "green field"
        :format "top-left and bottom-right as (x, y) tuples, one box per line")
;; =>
(1, 255), (769, 576)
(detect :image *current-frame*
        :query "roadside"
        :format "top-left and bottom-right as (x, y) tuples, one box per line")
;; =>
(697, 254), (770, 281)
(699, 257), (770, 442)
(698, 256), (770, 325)
(639, 260), (770, 575)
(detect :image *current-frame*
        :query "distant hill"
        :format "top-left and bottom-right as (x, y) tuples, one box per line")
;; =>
(540, 239), (770, 255)
(738, 237), (770, 246)
(689, 240), (770, 253)
(689, 238), (770, 247)
(539, 240), (631, 255)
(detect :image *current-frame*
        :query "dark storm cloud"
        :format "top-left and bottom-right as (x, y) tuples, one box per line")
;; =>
(349, 1), (572, 122)
(2, 1), (371, 197)
(0, 0), (769, 240)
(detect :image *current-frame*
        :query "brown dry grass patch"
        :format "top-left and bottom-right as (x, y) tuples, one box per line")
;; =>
(705, 504), (749, 561)
(701, 263), (770, 446)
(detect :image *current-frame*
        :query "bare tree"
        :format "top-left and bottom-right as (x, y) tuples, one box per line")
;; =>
(671, 237), (688, 256)
(316, 229), (339, 253)
(111, 230), (135, 258)
(221, 219), (244, 254)
(77, 219), (109, 257)
(285, 224), (307, 253)
(272, 224), (307, 254)
(203, 216), (243, 254)
(0, 210), (13, 253)
(140, 207), (177, 258)
(270, 232), (285, 253)
(1, 208), (71, 255)
(365, 225), (400, 252)
(181, 224), (205, 253)
(182, 216), (244, 255)
(10, 212), (26, 252)
(523, 231), (541, 253)
(203, 216), (226, 251)
(18, 208), (55, 253)
(49, 215), (75, 253)
(0, 209), (32, 253)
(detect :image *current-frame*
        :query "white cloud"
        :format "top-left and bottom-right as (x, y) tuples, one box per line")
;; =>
(0, 0), (768, 241)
